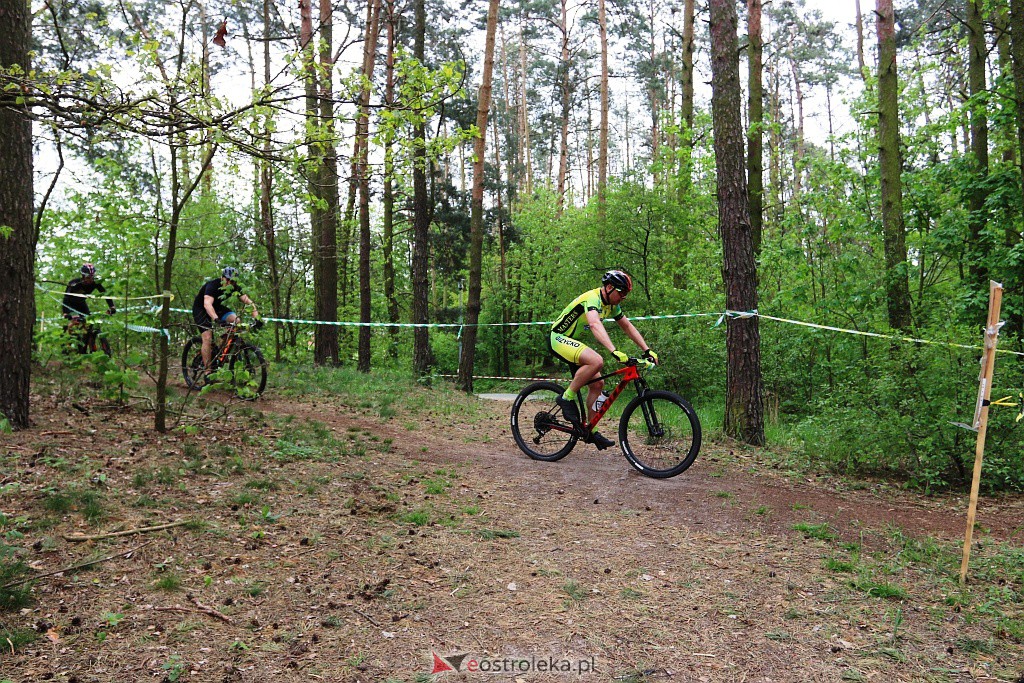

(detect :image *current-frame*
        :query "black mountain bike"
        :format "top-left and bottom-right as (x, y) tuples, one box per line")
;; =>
(65, 315), (112, 357)
(510, 358), (701, 479)
(182, 320), (267, 399)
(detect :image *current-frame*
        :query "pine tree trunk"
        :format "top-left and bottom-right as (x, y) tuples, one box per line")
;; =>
(678, 0), (695, 196)
(357, 0), (382, 372)
(319, 0), (340, 365)
(302, 0), (338, 365)
(411, 0), (432, 375)
(556, 0), (570, 216)
(876, 0), (913, 330)
(1013, 0), (1024, 185)
(967, 0), (990, 317)
(598, 0), (609, 208)
(519, 22), (532, 194)
(382, 0), (399, 357)
(1008, 0), (1024, 336)
(262, 0), (282, 362)
(709, 0), (764, 446)
(747, 0), (763, 256)
(493, 114), (510, 376)
(457, 0), (500, 394)
(855, 0), (867, 82)
(0, 0), (34, 429)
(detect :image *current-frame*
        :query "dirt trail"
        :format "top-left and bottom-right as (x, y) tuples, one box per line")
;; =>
(259, 396), (1024, 546)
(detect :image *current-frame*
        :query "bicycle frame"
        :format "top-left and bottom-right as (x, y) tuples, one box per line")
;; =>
(215, 327), (239, 365)
(582, 363), (647, 431)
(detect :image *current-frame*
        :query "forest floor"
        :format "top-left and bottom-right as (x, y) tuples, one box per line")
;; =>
(1, 365), (1023, 683)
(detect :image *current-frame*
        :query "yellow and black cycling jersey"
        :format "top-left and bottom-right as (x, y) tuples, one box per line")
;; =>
(550, 288), (623, 339)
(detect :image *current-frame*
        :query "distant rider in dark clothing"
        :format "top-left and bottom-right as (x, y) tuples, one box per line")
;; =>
(62, 263), (115, 354)
(63, 263), (115, 319)
(192, 266), (259, 372)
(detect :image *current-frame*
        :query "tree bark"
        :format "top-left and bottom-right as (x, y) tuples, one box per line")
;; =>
(302, 0), (340, 365)
(598, 0), (609, 208)
(556, 0), (570, 216)
(876, 0), (913, 331)
(493, 113), (510, 376)
(519, 19), (533, 194)
(678, 0), (695, 196)
(709, 0), (764, 446)
(966, 0), (990, 318)
(855, 0), (868, 82)
(748, 0), (763, 256)
(411, 0), (432, 375)
(262, 0), (282, 362)
(319, 0), (340, 365)
(382, 0), (399, 358)
(357, 0), (382, 372)
(0, 0), (34, 429)
(1007, 0), (1024, 335)
(457, 0), (500, 393)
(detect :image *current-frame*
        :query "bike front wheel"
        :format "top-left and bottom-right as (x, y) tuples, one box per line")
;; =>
(619, 390), (701, 479)
(510, 381), (578, 462)
(229, 344), (268, 399)
(181, 336), (206, 389)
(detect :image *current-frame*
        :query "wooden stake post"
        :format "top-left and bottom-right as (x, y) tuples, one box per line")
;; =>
(960, 280), (1003, 585)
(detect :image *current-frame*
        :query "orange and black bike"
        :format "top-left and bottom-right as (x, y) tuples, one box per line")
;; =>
(181, 320), (267, 399)
(510, 357), (701, 479)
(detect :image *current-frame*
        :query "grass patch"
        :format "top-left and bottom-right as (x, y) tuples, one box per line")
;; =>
(852, 577), (907, 600)
(0, 626), (37, 652)
(477, 528), (520, 540)
(42, 487), (105, 524)
(153, 572), (183, 592)
(793, 522), (837, 542)
(562, 579), (587, 605)
(231, 491), (260, 507)
(244, 478), (279, 491)
(824, 557), (857, 573)
(398, 509), (432, 526)
(0, 547), (33, 610)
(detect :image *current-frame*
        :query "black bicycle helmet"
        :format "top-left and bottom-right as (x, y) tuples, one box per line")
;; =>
(601, 269), (633, 294)
(81, 263), (96, 277)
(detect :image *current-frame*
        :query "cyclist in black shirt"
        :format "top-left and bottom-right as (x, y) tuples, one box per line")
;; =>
(62, 263), (115, 319)
(62, 263), (116, 355)
(192, 266), (260, 372)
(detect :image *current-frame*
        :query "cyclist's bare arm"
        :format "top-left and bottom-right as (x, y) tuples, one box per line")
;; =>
(240, 293), (258, 317)
(204, 295), (218, 321)
(585, 309), (616, 354)
(616, 316), (652, 355)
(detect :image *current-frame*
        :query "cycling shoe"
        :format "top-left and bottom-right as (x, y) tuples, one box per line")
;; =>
(555, 395), (582, 427)
(589, 430), (615, 450)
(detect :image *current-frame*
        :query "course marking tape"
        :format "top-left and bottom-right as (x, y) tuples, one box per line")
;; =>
(36, 283), (174, 302)
(721, 310), (1024, 358)
(154, 304), (1024, 359)
(438, 374), (560, 382)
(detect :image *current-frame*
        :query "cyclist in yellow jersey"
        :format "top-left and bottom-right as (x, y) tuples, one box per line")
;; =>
(550, 270), (660, 449)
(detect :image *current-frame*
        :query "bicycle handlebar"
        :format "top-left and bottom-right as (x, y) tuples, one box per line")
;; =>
(223, 318), (264, 333)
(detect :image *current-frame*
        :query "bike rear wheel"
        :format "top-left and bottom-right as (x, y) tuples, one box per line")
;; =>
(182, 336), (206, 389)
(619, 390), (701, 479)
(229, 344), (268, 399)
(510, 381), (578, 461)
